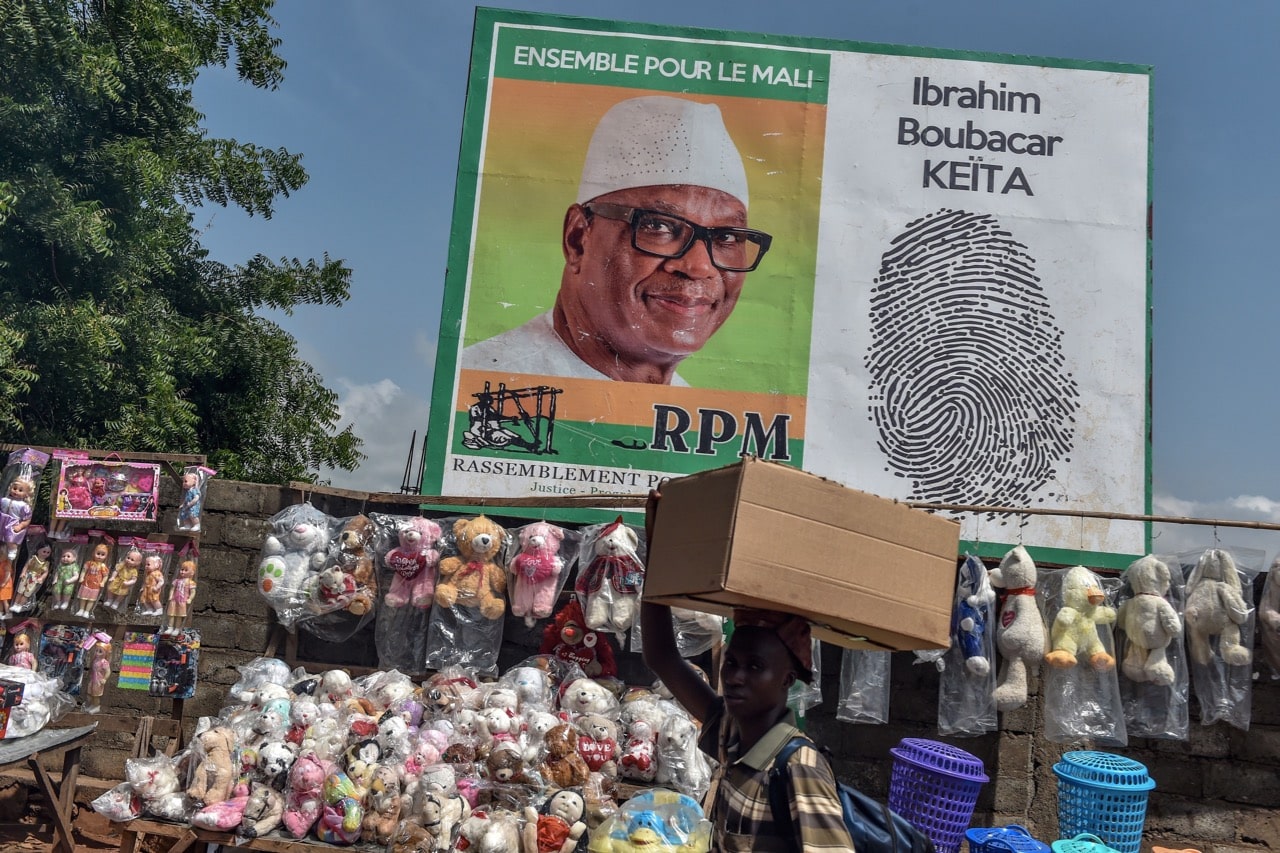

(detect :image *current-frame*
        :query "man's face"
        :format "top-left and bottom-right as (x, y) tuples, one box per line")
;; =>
(719, 626), (797, 723)
(562, 184), (749, 366)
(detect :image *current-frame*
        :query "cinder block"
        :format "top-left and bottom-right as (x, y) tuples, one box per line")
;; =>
(206, 480), (265, 514)
(1236, 806), (1280, 846)
(222, 515), (272, 550)
(1147, 795), (1244, 839)
(1205, 761), (1280, 807)
(1229, 724), (1280, 763)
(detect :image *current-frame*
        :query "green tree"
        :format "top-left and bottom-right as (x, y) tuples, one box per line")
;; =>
(0, 0), (363, 482)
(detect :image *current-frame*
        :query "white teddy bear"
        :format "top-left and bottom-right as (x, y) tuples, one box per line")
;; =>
(257, 504), (332, 620)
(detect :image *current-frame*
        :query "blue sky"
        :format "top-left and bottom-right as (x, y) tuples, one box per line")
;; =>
(193, 1), (1280, 558)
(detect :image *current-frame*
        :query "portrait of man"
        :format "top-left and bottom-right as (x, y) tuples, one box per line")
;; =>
(462, 95), (772, 386)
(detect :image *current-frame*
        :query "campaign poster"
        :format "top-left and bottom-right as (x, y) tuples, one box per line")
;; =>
(426, 9), (1152, 567)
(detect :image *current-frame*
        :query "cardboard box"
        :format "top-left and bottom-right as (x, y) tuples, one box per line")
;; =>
(644, 457), (960, 651)
(0, 678), (22, 709)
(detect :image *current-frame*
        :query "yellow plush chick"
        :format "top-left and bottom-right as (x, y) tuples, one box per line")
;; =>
(1046, 565), (1117, 671)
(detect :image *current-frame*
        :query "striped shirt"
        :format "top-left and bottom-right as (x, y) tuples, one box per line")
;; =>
(698, 700), (855, 853)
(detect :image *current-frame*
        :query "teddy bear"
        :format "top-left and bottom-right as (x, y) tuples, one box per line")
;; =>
(505, 665), (553, 712)
(486, 741), (535, 787)
(574, 714), (619, 777)
(258, 503), (332, 618)
(361, 764), (403, 846)
(655, 714), (711, 799)
(540, 600), (617, 678)
(522, 709), (561, 766)
(385, 516), (443, 609)
(617, 718), (658, 784)
(315, 769), (364, 845)
(1184, 548), (1253, 667)
(523, 788), (588, 853)
(186, 725), (238, 806)
(415, 788), (471, 851)
(457, 810), (522, 853)
(330, 514), (377, 615)
(1116, 555), (1183, 685)
(240, 781), (286, 838)
(1045, 565), (1117, 671)
(256, 740), (298, 790)
(283, 751), (331, 838)
(987, 545), (1047, 711)
(541, 723), (590, 789)
(560, 676), (617, 718)
(435, 515), (508, 620)
(510, 521), (568, 626)
(1260, 556), (1280, 676)
(387, 819), (436, 853)
(575, 518), (644, 636)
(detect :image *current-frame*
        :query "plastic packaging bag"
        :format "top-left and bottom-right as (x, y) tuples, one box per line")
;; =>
(373, 513), (440, 673)
(175, 465), (216, 534)
(48, 534), (87, 613)
(631, 606), (725, 658)
(134, 541), (174, 619)
(0, 448), (50, 566)
(509, 521), (578, 628)
(575, 517), (646, 638)
(787, 637), (823, 719)
(937, 554), (997, 736)
(0, 661), (75, 737)
(425, 516), (511, 676)
(1114, 554), (1189, 740)
(91, 782), (142, 822)
(300, 514), (378, 643)
(587, 788), (712, 853)
(1179, 546), (1260, 730)
(1040, 566), (1127, 745)
(836, 648), (890, 724)
(9, 526), (50, 615)
(100, 536), (143, 613)
(1259, 556), (1280, 680)
(256, 503), (334, 630)
(73, 530), (114, 618)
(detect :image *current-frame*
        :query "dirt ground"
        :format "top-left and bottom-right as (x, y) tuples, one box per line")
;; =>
(0, 809), (135, 851)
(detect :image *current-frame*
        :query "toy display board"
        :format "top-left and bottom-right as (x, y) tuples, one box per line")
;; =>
(54, 459), (161, 522)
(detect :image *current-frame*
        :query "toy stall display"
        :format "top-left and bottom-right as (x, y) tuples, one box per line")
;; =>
(936, 555), (997, 737)
(1259, 556), (1280, 679)
(374, 513), (442, 673)
(987, 545), (1046, 712)
(7, 525), (49, 617)
(1114, 555), (1189, 740)
(0, 448), (50, 590)
(1179, 547), (1260, 730)
(425, 515), (511, 676)
(836, 649), (891, 725)
(1040, 566), (1127, 746)
(575, 518), (646, 639)
(176, 465), (217, 534)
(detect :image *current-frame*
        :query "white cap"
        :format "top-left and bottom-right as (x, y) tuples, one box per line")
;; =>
(576, 96), (749, 208)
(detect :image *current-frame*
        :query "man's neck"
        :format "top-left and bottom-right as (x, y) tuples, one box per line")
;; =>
(552, 303), (680, 384)
(734, 705), (791, 755)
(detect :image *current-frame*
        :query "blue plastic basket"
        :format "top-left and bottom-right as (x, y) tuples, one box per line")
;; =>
(1051, 834), (1122, 853)
(1052, 752), (1155, 853)
(966, 825), (1051, 853)
(888, 739), (988, 853)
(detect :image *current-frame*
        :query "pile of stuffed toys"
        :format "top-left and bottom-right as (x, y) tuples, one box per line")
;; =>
(92, 652), (715, 851)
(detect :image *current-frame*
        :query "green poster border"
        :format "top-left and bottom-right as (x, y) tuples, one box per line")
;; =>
(424, 6), (1155, 565)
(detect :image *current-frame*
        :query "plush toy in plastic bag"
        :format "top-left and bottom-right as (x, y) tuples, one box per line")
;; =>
(786, 637), (822, 721)
(587, 788), (712, 853)
(257, 503), (333, 630)
(836, 649), (890, 725)
(630, 606), (724, 659)
(126, 752), (192, 821)
(91, 782), (142, 822)
(510, 521), (576, 627)
(1260, 556), (1280, 680)
(1114, 554), (1189, 740)
(654, 713), (713, 800)
(0, 660), (74, 738)
(576, 518), (646, 637)
(425, 515), (510, 676)
(931, 555), (997, 735)
(373, 513), (440, 674)
(541, 599), (618, 679)
(988, 545), (1047, 711)
(1180, 546), (1260, 730)
(1039, 566), (1126, 745)
(300, 514), (378, 643)
(524, 787), (589, 853)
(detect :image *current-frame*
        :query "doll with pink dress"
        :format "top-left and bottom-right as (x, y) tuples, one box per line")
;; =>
(83, 634), (112, 713)
(164, 558), (197, 635)
(6, 628), (37, 670)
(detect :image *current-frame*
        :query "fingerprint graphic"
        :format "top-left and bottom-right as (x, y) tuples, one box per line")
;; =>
(866, 208), (1079, 509)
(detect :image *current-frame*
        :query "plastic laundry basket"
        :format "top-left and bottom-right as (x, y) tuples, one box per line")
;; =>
(1052, 834), (1122, 853)
(1052, 752), (1155, 853)
(965, 824), (1051, 853)
(887, 738), (988, 853)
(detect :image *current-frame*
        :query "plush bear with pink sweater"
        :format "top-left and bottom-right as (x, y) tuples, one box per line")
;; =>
(509, 521), (566, 627)
(384, 516), (442, 610)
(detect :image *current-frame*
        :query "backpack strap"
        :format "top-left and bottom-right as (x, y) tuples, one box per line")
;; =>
(766, 736), (811, 853)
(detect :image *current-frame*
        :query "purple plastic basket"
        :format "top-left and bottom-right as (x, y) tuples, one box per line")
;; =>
(888, 739), (988, 853)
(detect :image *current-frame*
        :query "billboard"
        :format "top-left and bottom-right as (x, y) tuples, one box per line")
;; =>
(425, 8), (1152, 567)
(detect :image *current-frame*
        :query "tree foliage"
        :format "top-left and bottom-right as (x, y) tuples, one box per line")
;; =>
(0, 0), (363, 482)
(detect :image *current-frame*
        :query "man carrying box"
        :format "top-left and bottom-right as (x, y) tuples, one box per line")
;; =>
(641, 490), (854, 853)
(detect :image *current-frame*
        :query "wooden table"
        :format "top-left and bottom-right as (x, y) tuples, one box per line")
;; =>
(117, 817), (385, 852)
(0, 722), (98, 853)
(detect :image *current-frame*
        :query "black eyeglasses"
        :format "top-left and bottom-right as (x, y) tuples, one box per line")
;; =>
(583, 202), (772, 273)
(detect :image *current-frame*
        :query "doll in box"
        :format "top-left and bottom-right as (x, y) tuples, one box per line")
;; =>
(73, 540), (112, 618)
(10, 534), (51, 614)
(103, 539), (143, 611)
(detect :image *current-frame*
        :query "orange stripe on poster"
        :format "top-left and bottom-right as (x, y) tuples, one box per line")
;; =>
(457, 369), (807, 436)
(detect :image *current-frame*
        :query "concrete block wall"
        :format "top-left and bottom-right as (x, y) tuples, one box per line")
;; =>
(50, 479), (1280, 849)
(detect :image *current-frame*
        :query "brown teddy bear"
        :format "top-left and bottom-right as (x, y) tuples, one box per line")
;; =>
(435, 515), (508, 620)
(539, 723), (589, 789)
(186, 725), (238, 805)
(361, 764), (402, 846)
(335, 514), (377, 615)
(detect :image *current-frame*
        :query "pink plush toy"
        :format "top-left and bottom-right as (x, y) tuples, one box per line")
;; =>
(384, 516), (442, 609)
(191, 795), (250, 831)
(509, 521), (566, 627)
(283, 752), (330, 838)
(575, 518), (644, 636)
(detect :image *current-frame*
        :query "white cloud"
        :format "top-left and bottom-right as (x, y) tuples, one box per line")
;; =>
(413, 333), (437, 370)
(1151, 490), (1280, 565)
(319, 378), (430, 493)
